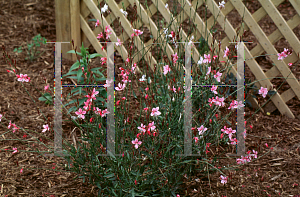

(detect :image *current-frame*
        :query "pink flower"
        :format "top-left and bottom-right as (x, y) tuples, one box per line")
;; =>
(220, 175), (228, 185)
(225, 127), (236, 139)
(138, 123), (146, 133)
(100, 57), (107, 65)
(105, 25), (112, 39)
(194, 137), (199, 143)
(75, 108), (86, 119)
(95, 19), (100, 27)
(0, 114), (2, 122)
(288, 63), (293, 66)
(151, 107), (161, 117)
(230, 138), (239, 145)
(265, 143), (268, 148)
(131, 63), (137, 73)
(83, 99), (92, 111)
(132, 138), (142, 149)
(233, 100), (244, 109)
(223, 46), (230, 58)
(206, 66), (211, 76)
(145, 87), (149, 91)
(131, 29), (143, 37)
(221, 126), (229, 133)
(115, 83), (126, 91)
(44, 84), (50, 92)
(148, 121), (156, 131)
(115, 38), (122, 46)
(144, 107), (149, 112)
(42, 124), (49, 133)
(16, 74), (30, 82)
(228, 100), (238, 110)
(215, 96), (225, 107)
(12, 147), (18, 154)
(104, 79), (113, 88)
(277, 48), (291, 60)
(203, 54), (211, 63)
(101, 109), (110, 117)
(172, 53), (178, 64)
(163, 65), (171, 75)
(211, 85), (218, 94)
(251, 150), (258, 159)
(20, 168), (23, 174)
(97, 32), (104, 39)
(197, 125), (208, 135)
(208, 97), (216, 107)
(171, 86), (176, 93)
(258, 87), (268, 98)
(214, 71), (222, 82)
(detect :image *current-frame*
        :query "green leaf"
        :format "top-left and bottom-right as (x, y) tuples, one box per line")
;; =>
(80, 42), (87, 57)
(107, 150), (116, 160)
(69, 61), (81, 73)
(88, 19), (98, 22)
(77, 69), (83, 84)
(39, 97), (47, 101)
(104, 172), (115, 179)
(132, 89), (137, 99)
(89, 53), (102, 59)
(67, 50), (82, 56)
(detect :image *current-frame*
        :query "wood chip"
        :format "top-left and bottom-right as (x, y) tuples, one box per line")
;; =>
(270, 158), (284, 162)
(270, 173), (283, 181)
(270, 163), (282, 166)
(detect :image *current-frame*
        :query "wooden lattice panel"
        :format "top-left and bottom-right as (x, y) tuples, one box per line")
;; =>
(55, 0), (300, 119)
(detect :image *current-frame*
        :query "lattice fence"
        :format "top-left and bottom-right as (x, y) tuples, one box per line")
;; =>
(55, 0), (300, 119)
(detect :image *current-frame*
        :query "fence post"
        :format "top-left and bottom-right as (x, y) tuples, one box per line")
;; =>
(55, 0), (73, 61)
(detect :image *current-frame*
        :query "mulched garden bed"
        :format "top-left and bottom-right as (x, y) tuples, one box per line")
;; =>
(0, 0), (300, 196)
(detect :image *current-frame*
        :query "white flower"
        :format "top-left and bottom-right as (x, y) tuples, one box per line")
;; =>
(165, 3), (168, 9)
(115, 38), (122, 46)
(139, 75), (147, 82)
(197, 56), (203, 65)
(101, 4), (108, 13)
(219, 1), (225, 9)
(120, 8), (128, 17)
(188, 35), (194, 46)
(163, 28), (168, 35)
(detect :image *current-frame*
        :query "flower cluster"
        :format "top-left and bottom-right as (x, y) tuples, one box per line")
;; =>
(208, 96), (225, 107)
(236, 150), (258, 164)
(258, 87), (268, 98)
(132, 108), (160, 149)
(8, 120), (20, 133)
(16, 74), (31, 82)
(131, 29), (143, 38)
(74, 88), (109, 120)
(228, 100), (245, 110)
(277, 48), (291, 60)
